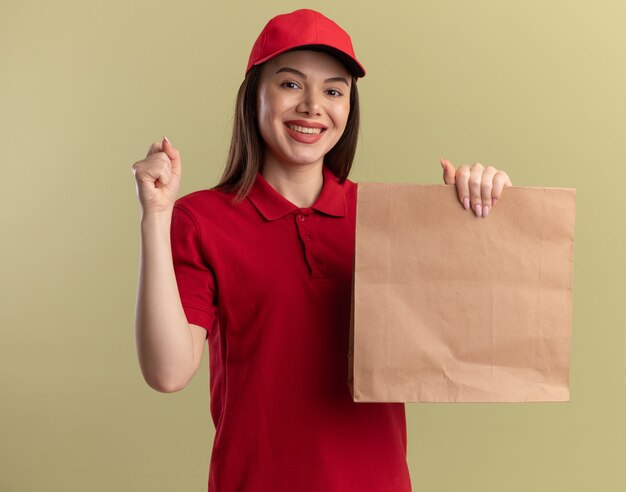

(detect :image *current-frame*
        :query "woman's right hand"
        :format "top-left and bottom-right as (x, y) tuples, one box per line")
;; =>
(131, 136), (182, 215)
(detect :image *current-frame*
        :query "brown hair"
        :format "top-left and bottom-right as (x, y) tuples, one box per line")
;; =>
(211, 62), (361, 205)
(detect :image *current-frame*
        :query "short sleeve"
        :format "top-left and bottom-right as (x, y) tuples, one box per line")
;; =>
(170, 204), (218, 334)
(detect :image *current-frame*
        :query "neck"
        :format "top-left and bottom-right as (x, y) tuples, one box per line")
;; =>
(261, 160), (324, 208)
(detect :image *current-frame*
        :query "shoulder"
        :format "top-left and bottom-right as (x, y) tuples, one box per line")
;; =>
(339, 175), (358, 205)
(173, 187), (239, 219)
(341, 175), (357, 188)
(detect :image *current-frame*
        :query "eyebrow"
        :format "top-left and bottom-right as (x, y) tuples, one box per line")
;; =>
(274, 67), (350, 87)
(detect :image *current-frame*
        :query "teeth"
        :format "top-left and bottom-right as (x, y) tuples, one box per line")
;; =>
(286, 124), (323, 135)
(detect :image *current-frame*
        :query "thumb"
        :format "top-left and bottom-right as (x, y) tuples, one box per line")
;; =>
(439, 157), (456, 184)
(162, 136), (181, 175)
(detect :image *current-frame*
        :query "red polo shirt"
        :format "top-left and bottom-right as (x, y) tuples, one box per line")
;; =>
(170, 163), (412, 492)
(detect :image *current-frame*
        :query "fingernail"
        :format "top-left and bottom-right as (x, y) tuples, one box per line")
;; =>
(474, 203), (482, 217)
(483, 205), (489, 217)
(163, 136), (170, 144)
(463, 197), (470, 210)
(439, 157), (445, 169)
(492, 197), (498, 206)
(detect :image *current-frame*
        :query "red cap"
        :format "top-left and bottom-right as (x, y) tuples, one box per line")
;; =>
(245, 9), (366, 79)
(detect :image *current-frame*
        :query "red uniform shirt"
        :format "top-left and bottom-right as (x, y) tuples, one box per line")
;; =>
(171, 163), (412, 492)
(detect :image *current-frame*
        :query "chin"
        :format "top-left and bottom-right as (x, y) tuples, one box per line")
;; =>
(266, 139), (331, 167)
(279, 149), (324, 166)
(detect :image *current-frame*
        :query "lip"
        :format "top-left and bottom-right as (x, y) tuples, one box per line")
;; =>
(284, 123), (325, 144)
(284, 120), (328, 129)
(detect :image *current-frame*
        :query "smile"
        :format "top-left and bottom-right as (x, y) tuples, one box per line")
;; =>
(285, 124), (326, 135)
(284, 123), (326, 144)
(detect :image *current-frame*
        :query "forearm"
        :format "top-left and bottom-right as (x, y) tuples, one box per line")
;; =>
(134, 211), (194, 392)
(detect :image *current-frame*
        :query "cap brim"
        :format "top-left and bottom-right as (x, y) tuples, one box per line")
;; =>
(252, 44), (365, 78)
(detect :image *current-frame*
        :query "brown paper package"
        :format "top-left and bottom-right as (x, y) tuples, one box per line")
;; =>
(348, 183), (576, 402)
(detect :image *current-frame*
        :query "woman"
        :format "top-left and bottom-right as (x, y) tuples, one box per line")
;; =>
(131, 9), (512, 492)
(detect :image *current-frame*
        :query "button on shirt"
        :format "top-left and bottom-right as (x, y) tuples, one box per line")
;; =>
(170, 164), (412, 492)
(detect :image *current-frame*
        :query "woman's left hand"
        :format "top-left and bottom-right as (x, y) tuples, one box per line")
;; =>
(439, 158), (513, 218)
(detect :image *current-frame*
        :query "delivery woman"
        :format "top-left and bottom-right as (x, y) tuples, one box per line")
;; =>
(131, 8), (512, 492)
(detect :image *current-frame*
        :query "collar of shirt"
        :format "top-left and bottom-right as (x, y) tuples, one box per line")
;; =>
(247, 164), (348, 221)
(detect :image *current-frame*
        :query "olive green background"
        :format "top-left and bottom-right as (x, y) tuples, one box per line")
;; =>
(1, 0), (624, 490)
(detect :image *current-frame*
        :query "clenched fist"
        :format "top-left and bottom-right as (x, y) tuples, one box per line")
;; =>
(131, 136), (182, 215)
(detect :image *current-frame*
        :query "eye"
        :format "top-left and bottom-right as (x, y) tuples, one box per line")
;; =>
(280, 80), (301, 89)
(326, 89), (344, 97)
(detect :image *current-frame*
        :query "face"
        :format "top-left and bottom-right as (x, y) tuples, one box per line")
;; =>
(256, 49), (352, 170)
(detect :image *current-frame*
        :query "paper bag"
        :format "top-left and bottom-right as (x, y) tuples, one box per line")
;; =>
(348, 183), (576, 402)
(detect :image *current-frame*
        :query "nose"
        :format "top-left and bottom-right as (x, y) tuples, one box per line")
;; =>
(296, 89), (321, 116)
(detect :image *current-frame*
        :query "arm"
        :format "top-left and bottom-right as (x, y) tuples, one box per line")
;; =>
(134, 211), (203, 393)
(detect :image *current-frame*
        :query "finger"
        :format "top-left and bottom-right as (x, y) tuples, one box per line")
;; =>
(491, 171), (512, 206)
(439, 157), (456, 185)
(162, 136), (182, 175)
(469, 163), (485, 216)
(454, 164), (471, 210)
(157, 157), (173, 186)
(146, 141), (163, 158)
(138, 158), (168, 186)
(480, 166), (498, 218)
